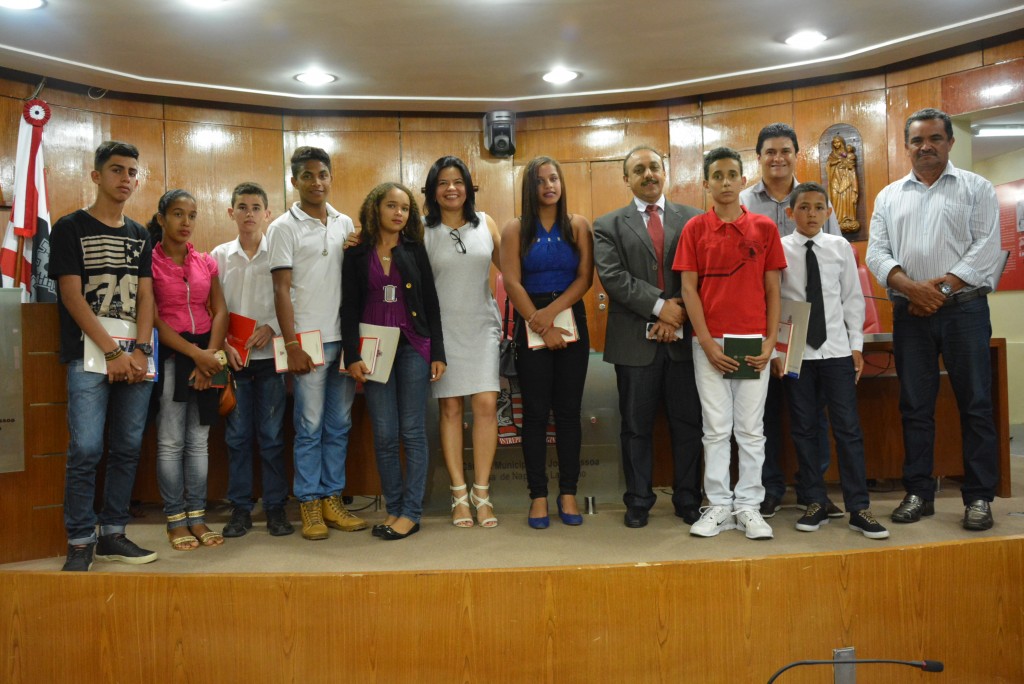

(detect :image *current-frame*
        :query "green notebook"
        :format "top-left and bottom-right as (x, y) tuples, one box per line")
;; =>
(722, 334), (763, 380)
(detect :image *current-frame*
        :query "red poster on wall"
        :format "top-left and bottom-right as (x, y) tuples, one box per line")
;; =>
(995, 179), (1024, 291)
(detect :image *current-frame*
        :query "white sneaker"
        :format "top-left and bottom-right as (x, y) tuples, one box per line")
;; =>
(735, 508), (774, 540)
(689, 505), (735, 537)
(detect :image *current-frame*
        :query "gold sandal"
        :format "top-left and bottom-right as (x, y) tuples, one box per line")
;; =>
(167, 513), (198, 551)
(187, 510), (224, 547)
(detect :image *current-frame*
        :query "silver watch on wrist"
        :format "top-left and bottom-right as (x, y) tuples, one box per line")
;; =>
(938, 282), (953, 297)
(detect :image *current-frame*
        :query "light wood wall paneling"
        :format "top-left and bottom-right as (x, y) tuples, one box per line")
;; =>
(885, 50), (983, 88)
(282, 114), (400, 132)
(398, 130), (516, 229)
(515, 121), (669, 166)
(282, 130), (402, 224)
(164, 122), (286, 254)
(518, 105), (668, 132)
(163, 103), (282, 130)
(702, 103), (792, 155)
(793, 74), (887, 102)
(702, 88), (792, 115)
(941, 59), (1024, 116)
(984, 38), (1024, 65)
(667, 116), (706, 209)
(668, 98), (702, 120)
(1, 538), (1021, 682)
(885, 79), (943, 182)
(400, 115), (481, 132)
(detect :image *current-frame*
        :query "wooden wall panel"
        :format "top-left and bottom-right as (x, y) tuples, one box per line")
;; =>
(282, 114), (400, 132)
(941, 59), (1024, 116)
(518, 105), (668, 131)
(667, 99), (701, 120)
(282, 130), (402, 223)
(703, 103), (792, 154)
(984, 38), (1024, 65)
(398, 130), (515, 228)
(703, 88), (792, 115)
(164, 103), (282, 130)
(885, 79), (943, 181)
(400, 115), (481, 132)
(164, 122), (286, 253)
(793, 74), (887, 102)
(515, 121), (669, 165)
(2, 538), (1021, 683)
(885, 51), (983, 88)
(667, 116), (706, 209)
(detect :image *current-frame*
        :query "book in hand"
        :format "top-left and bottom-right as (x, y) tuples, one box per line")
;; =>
(776, 299), (811, 379)
(526, 309), (579, 349)
(342, 324), (401, 384)
(339, 337), (381, 376)
(272, 330), (325, 373)
(83, 317), (159, 381)
(722, 334), (763, 380)
(226, 312), (258, 367)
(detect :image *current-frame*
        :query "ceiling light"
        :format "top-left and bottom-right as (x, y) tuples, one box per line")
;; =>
(294, 71), (336, 86)
(183, 0), (227, 7)
(543, 68), (578, 85)
(973, 125), (1024, 138)
(785, 30), (827, 49)
(0, 0), (45, 9)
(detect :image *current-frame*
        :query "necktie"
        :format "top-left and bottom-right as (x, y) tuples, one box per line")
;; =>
(805, 241), (827, 349)
(645, 204), (665, 289)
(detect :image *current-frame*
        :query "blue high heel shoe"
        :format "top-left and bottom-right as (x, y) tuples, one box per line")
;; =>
(557, 496), (583, 526)
(528, 498), (549, 529)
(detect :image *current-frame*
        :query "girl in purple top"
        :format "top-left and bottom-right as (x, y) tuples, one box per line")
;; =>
(148, 189), (228, 551)
(500, 156), (594, 529)
(341, 182), (446, 540)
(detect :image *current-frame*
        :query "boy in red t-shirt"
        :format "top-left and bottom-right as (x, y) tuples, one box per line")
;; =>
(673, 147), (786, 540)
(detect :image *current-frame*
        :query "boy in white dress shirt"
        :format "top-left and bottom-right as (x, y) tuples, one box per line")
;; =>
(772, 182), (888, 539)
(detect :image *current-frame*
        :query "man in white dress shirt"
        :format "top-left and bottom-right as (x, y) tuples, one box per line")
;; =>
(866, 108), (1002, 531)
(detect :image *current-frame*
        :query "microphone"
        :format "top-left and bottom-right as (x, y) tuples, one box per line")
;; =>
(766, 658), (943, 683)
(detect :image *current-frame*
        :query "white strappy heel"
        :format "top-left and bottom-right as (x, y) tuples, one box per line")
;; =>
(471, 483), (498, 528)
(450, 484), (473, 527)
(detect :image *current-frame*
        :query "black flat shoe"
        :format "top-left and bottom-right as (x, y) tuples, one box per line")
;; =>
(371, 523), (388, 538)
(378, 523), (420, 540)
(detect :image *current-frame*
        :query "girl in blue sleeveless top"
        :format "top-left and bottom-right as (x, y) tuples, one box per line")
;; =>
(500, 156), (594, 529)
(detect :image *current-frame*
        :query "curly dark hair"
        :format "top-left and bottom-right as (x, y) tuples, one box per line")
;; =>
(358, 182), (423, 246)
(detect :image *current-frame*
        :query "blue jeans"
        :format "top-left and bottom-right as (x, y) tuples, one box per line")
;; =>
(156, 357), (211, 527)
(784, 357), (869, 512)
(893, 297), (998, 503)
(762, 375), (831, 500)
(363, 343), (430, 523)
(292, 341), (355, 502)
(225, 359), (288, 511)
(64, 360), (154, 545)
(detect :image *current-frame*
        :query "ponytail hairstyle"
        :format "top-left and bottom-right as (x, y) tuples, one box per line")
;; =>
(147, 188), (196, 246)
(518, 156), (576, 258)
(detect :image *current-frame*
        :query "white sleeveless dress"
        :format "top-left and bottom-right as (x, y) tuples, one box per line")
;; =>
(424, 211), (501, 398)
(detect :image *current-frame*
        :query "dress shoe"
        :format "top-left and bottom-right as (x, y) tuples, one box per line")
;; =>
(962, 499), (994, 531)
(624, 507), (648, 528)
(759, 495), (782, 519)
(675, 506), (701, 525)
(378, 523), (420, 541)
(557, 496), (583, 526)
(891, 494), (935, 523)
(528, 498), (549, 529)
(371, 523), (388, 538)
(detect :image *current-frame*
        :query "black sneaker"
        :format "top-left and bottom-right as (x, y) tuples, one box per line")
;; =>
(962, 500), (994, 531)
(795, 503), (829, 532)
(759, 495), (782, 519)
(223, 507), (253, 538)
(849, 510), (890, 539)
(797, 497), (844, 517)
(62, 543), (95, 572)
(266, 507), (295, 536)
(95, 533), (158, 565)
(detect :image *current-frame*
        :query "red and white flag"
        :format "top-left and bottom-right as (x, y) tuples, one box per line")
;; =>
(1, 98), (55, 302)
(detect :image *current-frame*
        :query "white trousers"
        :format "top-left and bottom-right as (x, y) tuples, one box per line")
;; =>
(692, 338), (771, 510)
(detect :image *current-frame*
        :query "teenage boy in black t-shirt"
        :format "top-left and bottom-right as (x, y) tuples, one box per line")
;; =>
(49, 141), (158, 571)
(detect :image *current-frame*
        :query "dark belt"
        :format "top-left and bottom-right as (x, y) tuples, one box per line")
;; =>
(942, 287), (989, 307)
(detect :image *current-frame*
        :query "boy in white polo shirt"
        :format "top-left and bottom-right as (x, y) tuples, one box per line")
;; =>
(268, 147), (367, 540)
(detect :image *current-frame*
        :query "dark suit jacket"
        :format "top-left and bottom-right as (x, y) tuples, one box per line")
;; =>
(593, 198), (701, 367)
(340, 240), (446, 366)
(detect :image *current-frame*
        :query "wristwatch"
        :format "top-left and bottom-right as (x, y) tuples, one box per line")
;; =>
(135, 342), (154, 356)
(938, 282), (953, 297)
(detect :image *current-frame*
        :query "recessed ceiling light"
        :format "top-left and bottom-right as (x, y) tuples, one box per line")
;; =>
(0, 0), (45, 9)
(295, 71), (337, 86)
(785, 30), (827, 49)
(183, 0), (228, 7)
(543, 68), (578, 85)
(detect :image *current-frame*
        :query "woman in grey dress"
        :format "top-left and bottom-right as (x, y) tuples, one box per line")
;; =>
(423, 156), (503, 528)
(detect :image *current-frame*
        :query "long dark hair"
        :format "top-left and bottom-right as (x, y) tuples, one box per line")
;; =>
(423, 155), (479, 229)
(518, 156), (575, 257)
(146, 189), (195, 245)
(358, 182), (423, 246)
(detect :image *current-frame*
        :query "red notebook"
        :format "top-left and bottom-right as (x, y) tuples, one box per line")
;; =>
(226, 312), (258, 367)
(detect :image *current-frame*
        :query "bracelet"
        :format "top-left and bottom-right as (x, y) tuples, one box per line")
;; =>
(104, 347), (124, 362)
(284, 340), (300, 348)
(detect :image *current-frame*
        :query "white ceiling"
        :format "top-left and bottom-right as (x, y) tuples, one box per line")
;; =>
(0, 1), (1023, 114)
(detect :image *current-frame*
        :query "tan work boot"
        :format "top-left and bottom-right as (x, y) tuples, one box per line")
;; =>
(322, 494), (368, 531)
(299, 499), (328, 540)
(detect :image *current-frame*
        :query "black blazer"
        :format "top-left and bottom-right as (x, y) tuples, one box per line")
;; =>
(341, 239), (446, 366)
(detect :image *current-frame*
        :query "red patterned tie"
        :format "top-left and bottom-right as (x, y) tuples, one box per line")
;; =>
(645, 204), (665, 290)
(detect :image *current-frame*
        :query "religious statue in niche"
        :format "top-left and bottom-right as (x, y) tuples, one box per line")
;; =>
(826, 134), (860, 233)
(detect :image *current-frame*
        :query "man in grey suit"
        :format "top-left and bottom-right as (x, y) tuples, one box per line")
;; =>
(594, 146), (704, 528)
